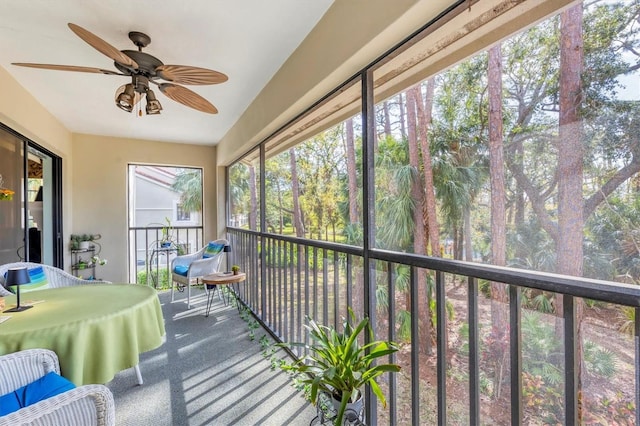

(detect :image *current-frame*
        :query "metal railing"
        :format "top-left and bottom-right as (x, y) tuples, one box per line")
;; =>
(128, 225), (203, 286)
(227, 226), (640, 425)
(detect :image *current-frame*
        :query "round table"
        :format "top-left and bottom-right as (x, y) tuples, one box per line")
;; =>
(202, 272), (246, 316)
(0, 284), (165, 385)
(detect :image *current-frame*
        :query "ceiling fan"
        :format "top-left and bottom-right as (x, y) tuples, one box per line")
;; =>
(12, 23), (228, 115)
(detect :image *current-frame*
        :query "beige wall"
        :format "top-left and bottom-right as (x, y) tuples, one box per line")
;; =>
(71, 134), (216, 283)
(0, 65), (75, 261)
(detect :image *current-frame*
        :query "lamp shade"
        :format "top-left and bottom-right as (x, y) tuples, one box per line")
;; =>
(6, 267), (31, 286)
(4, 267), (32, 312)
(223, 245), (231, 253)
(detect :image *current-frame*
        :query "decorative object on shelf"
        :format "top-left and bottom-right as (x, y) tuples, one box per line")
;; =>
(70, 233), (101, 250)
(3, 267), (32, 312)
(91, 255), (107, 266)
(70, 237), (106, 280)
(231, 265), (240, 275)
(279, 309), (400, 426)
(0, 175), (14, 201)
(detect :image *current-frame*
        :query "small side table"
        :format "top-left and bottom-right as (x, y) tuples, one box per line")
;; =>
(202, 272), (246, 317)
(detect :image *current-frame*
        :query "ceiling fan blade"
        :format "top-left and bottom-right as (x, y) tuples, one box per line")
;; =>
(12, 63), (125, 75)
(68, 23), (138, 69)
(156, 65), (228, 85)
(158, 83), (218, 114)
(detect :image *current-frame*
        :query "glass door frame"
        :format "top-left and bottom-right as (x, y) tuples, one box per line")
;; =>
(0, 122), (63, 267)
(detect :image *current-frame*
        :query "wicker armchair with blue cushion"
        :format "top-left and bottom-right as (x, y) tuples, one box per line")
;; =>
(0, 349), (115, 426)
(0, 262), (112, 297)
(171, 239), (228, 309)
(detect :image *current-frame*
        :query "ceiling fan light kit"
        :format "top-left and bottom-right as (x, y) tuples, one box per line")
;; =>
(12, 23), (227, 116)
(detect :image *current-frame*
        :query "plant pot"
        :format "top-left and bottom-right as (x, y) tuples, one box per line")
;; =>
(79, 241), (90, 250)
(318, 392), (364, 424)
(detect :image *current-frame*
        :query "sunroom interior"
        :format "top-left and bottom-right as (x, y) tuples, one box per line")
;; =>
(1, 0), (639, 424)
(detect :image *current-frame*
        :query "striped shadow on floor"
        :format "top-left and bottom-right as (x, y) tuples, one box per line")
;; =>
(107, 286), (315, 426)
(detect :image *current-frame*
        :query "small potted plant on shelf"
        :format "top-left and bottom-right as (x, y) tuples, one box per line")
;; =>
(70, 233), (101, 250)
(279, 309), (400, 425)
(231, 265), (240, 275)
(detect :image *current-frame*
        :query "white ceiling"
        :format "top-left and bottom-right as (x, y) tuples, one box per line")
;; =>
(0, 0), (333, 145)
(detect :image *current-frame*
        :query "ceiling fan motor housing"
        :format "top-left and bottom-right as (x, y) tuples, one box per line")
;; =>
(114, 50), (164, 79)
(133, 75), (149, 93)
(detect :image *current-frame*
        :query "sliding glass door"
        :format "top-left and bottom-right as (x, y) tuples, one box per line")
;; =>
(0, 123), (62, 266)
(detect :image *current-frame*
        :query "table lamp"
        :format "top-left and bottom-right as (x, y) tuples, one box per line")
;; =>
(4, 267), (32, 312)
(223, 244), (232, 273)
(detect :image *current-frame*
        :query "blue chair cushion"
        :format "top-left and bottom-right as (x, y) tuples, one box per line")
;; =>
(173, 265), (189, 276)
(0, 371), (76, 416)
(202, 242), (224, 259)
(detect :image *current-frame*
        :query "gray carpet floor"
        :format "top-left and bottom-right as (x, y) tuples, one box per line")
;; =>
(106, 287), (316, 426)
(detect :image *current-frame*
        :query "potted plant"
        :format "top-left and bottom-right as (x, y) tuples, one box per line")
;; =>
(70, 233), (101, 250)
(231, 265), (240, 275)
(280, 309), (400, 425)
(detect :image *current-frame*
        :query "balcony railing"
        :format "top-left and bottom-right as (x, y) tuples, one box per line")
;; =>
(128, 225), (203, 286)
(227, 227), (640, 425)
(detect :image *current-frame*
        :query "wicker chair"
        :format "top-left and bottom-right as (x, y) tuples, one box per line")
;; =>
(0, 349), (115, 426)
(170, 239), (228, 309)
(0, 262), (111, 297)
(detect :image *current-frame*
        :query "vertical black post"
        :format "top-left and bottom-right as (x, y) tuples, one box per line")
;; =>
(346, 254), (353, 311)
(564, 295), (578, 425)
(436, 270), (446, 425)
(260, 145), (267, 322)
(388, 263), (397, 426)
(289, 242), (294, 343)
(297, 243), (302, 344)
(635, 307), (639, 425)
(509, 285), (522, 425)
(333, 250), (339, 329)
(22, 141), (30, 262)
(313, 247), (319, 321)
(323, 249), (329, 326)
(468, 277), (479, 424)
(411, 267), (420, 426)
(278, 239), (283, 335)
(51, 155), (64, 267)
(362, 69), (377, 424)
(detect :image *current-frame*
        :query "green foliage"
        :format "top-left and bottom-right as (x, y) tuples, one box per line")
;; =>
(136, 268), (171, 290)
(397, 309), (412, 341)
(278, 309), (400, 426)
(584, 340), (617, 378)
(618, 305), (635, 335)
(171, 169), (203, 213)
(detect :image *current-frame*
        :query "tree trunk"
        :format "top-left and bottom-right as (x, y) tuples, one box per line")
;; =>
(383, 101), (392, 138)
(488, 43), (509, 399)
(407, 87), (432, 355)
(414, 78), (441, 257)
(557, 5), (585, 420)
(290, 148), (305, 238)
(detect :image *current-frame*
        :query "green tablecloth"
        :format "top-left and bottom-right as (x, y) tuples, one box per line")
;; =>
(0, 284), (165, 385)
